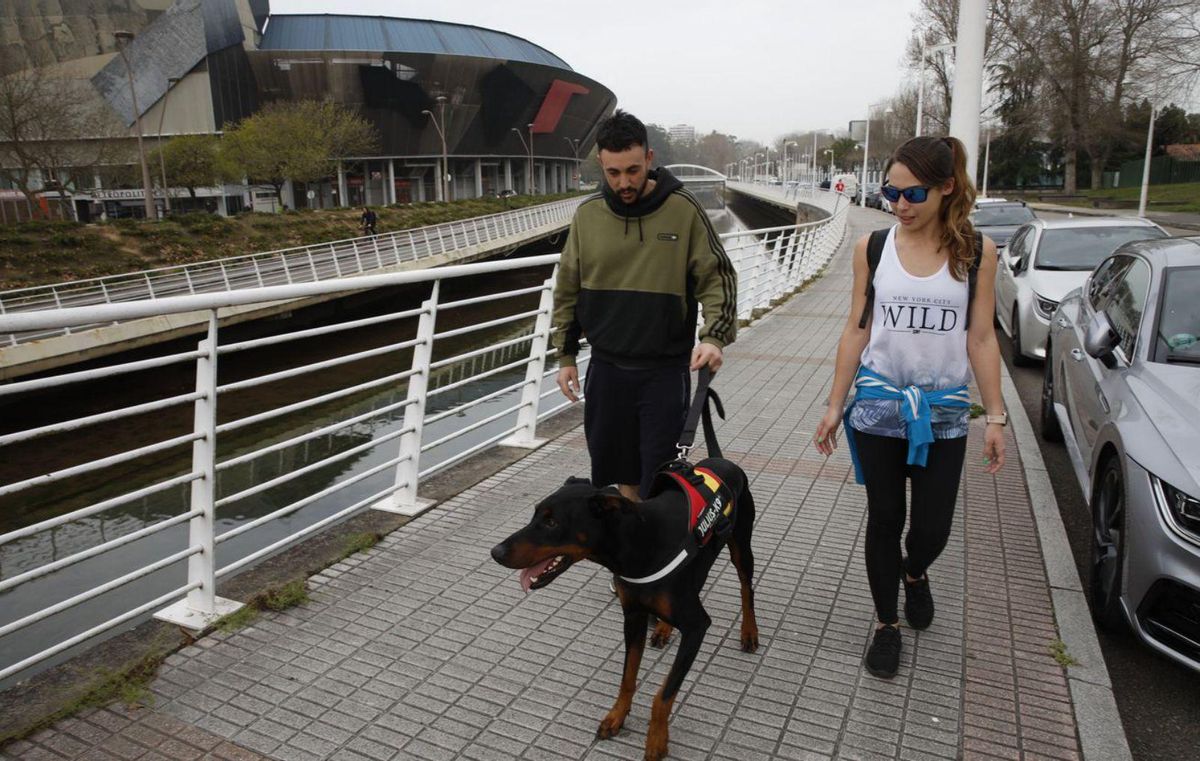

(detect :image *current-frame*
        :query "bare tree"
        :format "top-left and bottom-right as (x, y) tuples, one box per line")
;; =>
(0, 55), (116, 219)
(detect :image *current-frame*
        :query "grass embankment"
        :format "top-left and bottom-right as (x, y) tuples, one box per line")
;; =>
(1009, 182), (1200, 214)
(0, 192), (583, 291)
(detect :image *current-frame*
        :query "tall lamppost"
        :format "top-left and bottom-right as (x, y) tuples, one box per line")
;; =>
(861, 100), (893, 207)
(113, 31), (156, 220)
(1138, 103), (1159, 218)
(156, 76), (179, 215)
(784, 140), (797, 182)
(811, 132), (819, 181)
(563, 137), (581, 190)
(916, 42), (955, 137)
(824, 148), (834, 181)
(511, 125), (533, 194)
(421, 95), (449, 202)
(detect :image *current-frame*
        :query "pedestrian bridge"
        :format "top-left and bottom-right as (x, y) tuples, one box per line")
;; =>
(0, 198), (1105, 761)
(664, 164), (727, 210)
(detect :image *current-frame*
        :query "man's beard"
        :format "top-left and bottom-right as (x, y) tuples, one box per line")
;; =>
(618, 179), (646, 204)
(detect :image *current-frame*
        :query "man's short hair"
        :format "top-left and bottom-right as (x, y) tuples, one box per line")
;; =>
(596, 110), (649, 153)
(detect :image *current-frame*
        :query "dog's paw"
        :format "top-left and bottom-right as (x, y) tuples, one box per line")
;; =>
(741, 625), (760, 653)
(643, 731), (669, 761)
(649, 621), (673, 649)
(596, 711), (624, 740)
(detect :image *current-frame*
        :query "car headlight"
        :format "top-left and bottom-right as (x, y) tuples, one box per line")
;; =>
(1153, 476), (1200, 543)
(1033, 294), (1059, 319)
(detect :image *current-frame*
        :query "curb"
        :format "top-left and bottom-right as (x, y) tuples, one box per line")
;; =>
(999, 362), (1133, 761)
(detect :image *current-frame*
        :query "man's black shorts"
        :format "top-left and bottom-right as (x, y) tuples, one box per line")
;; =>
(583, 358), (690, 498)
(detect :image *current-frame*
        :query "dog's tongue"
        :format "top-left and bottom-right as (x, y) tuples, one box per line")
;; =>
(519, 557), (556, 592)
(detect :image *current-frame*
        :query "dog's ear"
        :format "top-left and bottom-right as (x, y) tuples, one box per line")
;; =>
(588, 492), (626, 517)
(564, 476), (592, 486)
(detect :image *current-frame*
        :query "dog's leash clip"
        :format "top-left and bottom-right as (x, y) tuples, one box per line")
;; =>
(675, 443), (693, 461)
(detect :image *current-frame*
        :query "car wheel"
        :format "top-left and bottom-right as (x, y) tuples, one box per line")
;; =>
(1039, 343), (1063, 442)
(1011, 306), (1034, 367)
(1089, 457), (1128, 632)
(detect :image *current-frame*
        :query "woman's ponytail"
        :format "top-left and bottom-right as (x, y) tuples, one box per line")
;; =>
(940, 137), (977, 280)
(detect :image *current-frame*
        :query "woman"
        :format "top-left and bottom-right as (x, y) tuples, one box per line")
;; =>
(813, 136), (1006, 679)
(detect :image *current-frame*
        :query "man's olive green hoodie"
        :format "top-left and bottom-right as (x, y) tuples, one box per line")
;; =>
(553, 167), (737, 368)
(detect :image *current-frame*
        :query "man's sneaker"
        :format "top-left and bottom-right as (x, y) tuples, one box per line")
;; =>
(864, 624), (902, 678)
(609, 574), (618, 595)
(903, 573), (935, 630)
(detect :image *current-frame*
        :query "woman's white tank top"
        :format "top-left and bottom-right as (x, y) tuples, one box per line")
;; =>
(859, 226), (972, 390)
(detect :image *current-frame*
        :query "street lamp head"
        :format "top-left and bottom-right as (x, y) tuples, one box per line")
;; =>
(435, 95), (447, 105)
(421, 109), (433, 117)
(114, 30), (134, 44)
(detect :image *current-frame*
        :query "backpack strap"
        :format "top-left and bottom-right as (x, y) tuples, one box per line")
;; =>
(857, 228), (890, 329)
(964, 230), (983, 330)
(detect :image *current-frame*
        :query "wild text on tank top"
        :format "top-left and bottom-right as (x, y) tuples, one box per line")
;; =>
(859, 226), (972, 391)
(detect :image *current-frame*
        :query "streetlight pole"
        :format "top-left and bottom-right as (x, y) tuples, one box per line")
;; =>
(861, 101), (892, 207)
(421, 95), (450, 202)
(949, 0), (986, 183)
(511, 126), (533, 195)
(812, 132), (818, 181)
(981, 122), (992, 197)
(156, 76), (179, 215)
(114, 31), (156, 220)
(916, 42), (954, 137)
(563, 137), (581, 190)
(1138, 103), (1158, 218)
(824, 149), (834, 181)
(784, 141), (796, 182)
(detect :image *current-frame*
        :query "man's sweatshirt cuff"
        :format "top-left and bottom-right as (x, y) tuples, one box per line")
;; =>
(559, 354), (577, 368)
(701, 336), (727, 350)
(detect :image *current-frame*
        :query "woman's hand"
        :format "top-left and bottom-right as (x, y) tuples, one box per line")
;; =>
(814, 405), (843, 456)
(983, 423), (1006, 474)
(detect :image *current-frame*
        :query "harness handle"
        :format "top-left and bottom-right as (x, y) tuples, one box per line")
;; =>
(675, 366), (725, 460)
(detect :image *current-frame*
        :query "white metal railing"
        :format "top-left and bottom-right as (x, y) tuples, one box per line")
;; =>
(0, 202), (846, 684)
(0, 197), (584, 347)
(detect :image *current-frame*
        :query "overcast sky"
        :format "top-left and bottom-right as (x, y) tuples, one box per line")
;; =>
(272, 0), (924, 143)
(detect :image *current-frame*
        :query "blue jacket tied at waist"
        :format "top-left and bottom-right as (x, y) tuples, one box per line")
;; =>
(842, 367), (971, 484)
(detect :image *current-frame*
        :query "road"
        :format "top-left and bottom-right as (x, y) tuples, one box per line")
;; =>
(999, 209), (1200, 761)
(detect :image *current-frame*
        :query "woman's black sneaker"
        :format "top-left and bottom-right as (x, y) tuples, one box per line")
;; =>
(864, 624), (902, 678)
(903, 574), (934, 630)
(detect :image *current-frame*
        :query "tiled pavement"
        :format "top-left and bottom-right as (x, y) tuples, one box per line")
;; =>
(4, 208), (1096, 760)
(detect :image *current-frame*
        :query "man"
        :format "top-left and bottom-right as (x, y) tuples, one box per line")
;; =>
(360, 206), (377, 235)
(553, 110), (738, 504)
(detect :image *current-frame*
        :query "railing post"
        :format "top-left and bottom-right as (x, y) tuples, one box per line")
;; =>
(155, 310), (242, 629)
(500, 271), (556, 449)
(373, 282), (440, 516)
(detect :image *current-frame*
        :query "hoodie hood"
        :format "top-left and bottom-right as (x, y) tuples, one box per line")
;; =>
(601, 167), (684, 219)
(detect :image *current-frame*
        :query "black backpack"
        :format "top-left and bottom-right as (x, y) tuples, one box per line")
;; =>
(857, 228), (985, 330)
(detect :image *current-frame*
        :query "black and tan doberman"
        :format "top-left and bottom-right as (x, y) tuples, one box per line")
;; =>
(490, 458), (758, 761)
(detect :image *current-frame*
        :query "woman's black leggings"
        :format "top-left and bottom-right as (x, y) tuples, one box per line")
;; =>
(854, 431), (968, 625)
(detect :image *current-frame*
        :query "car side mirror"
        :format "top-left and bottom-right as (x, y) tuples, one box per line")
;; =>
(1084, 312), (1120, 368)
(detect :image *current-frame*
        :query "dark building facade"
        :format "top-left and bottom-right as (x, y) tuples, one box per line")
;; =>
(0, 1), (615, 218)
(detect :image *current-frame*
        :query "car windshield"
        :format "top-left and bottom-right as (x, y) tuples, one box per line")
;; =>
(972, 205), (1035, 226)
(1155, 266), (1200, 364)
(1035, 226), (1166, 270)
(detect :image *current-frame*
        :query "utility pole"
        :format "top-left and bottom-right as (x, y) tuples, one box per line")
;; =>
(114, 31), (157, 220)
(948, 0), (986, 184)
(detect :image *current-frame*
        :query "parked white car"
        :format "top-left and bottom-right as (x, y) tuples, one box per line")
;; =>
(995, 218), (1169, 365)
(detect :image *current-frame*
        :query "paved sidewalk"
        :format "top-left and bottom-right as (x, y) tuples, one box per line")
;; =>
(4, 209), (1117, 760)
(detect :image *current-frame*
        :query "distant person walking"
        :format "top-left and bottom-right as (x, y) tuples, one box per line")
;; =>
(813, 136), (1007, 679)
(360, 207), (378, 236)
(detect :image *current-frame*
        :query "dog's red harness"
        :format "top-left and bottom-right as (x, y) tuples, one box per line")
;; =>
(618, 462), (737, 586)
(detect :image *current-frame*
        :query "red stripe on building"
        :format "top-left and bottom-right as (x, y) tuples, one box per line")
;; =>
(531, 80), (590, 134)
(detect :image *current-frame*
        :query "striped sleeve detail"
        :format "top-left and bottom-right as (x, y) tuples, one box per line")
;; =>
(677, 189), (738, 344)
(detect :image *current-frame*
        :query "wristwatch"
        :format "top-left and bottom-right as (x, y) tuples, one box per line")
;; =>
(985, 412), (1008, 426)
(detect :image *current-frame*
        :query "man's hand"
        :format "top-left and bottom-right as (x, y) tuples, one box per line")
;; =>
(557, 366), (580, 402)
(690, 343), (723, 372)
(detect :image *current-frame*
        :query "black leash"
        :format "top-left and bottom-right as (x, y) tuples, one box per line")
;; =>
(676, 365), (725, 460)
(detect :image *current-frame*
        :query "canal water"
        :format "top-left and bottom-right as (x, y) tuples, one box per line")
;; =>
(0, 208), (757, 687)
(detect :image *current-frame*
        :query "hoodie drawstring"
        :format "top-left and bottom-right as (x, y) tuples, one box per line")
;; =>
(637, 216), (643, 242)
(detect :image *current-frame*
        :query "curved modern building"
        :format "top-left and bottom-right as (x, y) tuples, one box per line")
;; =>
(0, 0), (615, 218)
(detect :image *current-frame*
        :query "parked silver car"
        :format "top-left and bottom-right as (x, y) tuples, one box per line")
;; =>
(970, 201), (1035, 248)
(995, 218), (1168, 366)
(1041, 236), (1200, 672)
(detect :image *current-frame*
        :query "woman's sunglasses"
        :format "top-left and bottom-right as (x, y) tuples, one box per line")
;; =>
(880, 184), (931, 204)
